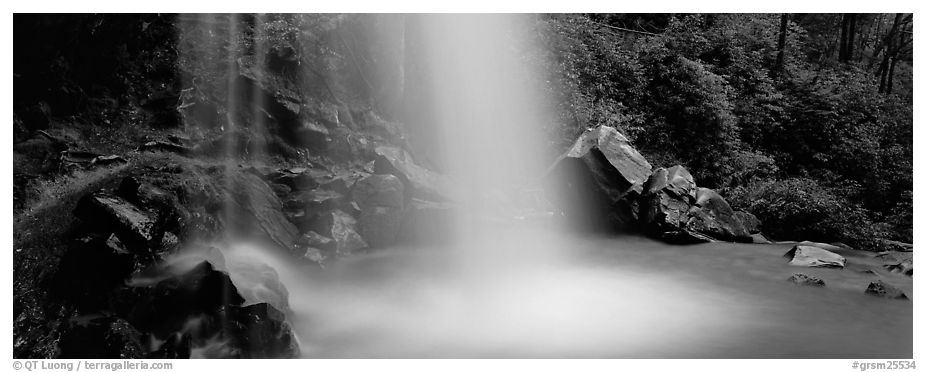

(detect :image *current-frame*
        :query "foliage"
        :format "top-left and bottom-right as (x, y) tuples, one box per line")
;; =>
(536, 13), (912, 248)
(727, 177), (888, 250)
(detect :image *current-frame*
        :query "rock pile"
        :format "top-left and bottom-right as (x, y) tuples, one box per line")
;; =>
(546, 126), (759, 243)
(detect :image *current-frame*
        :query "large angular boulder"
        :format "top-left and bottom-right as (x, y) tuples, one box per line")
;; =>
(117, 177), (186, 234)
(545, 126), (652, 231)
(74, 192), (163, 250)
(784, 242), (846, 268)
(373, 145), (449, 202)
(641, 166), (696, 233)
(351, 174), (405, 248)
(685, 188), (750, 242)
(644, 165), (696, 199)
(127, 261), (246, 339)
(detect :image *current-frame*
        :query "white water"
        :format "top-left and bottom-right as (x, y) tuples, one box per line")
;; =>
(221, 230), (912, 358)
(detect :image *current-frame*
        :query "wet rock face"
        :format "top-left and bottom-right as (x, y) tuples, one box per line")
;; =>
(224, 172), (301, 255)
(314, 210), (369, 256)
(373, 145), (449, 202)
(784, 242), (847, 268)
(351, 174), (405, 248)
(865, 280), (909, 300)
(546, 126), (653, 231)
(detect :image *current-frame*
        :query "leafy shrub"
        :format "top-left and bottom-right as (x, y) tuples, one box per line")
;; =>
(728, 177), (888, 250)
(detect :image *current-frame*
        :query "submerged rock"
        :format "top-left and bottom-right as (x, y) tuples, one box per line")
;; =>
(865, 280), (909, 300)
(787, 273), (826, 287)
(545, 126), (652, 231)
(784, 242), (846, 268)
(875, 251), (913, 276)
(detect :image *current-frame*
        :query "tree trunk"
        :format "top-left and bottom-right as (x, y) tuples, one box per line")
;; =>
(775, 13), (788, 75)
(870, 13), (904, 70)
(839, 14), (850, 62)
(886, 56), (898, 93)
(846, 14), (857, 62)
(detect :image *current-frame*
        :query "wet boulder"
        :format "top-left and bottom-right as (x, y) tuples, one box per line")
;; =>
(876, 251), (913, 276)
(734, 210), (761, 234)
(750, 233), (772, 244)
(226, 260), (292, 314)
(865, 280), (909, 300)
(644, 165), (696, 200)
(639, 165), (697, 240)
(314, 210), (369, 256)
(373, 145), (449, 202)
(545, 126), (652, 231)
(685, 188), (750, 242)
(787, 273), (825, 287)
(351, 174), (405, 248)
(74, 192), (163, 250)
(117, 177), (186, 234)
(784, 242), (846, 268)
(127, 261), (245, 339)
(214, 303), (300, 358)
